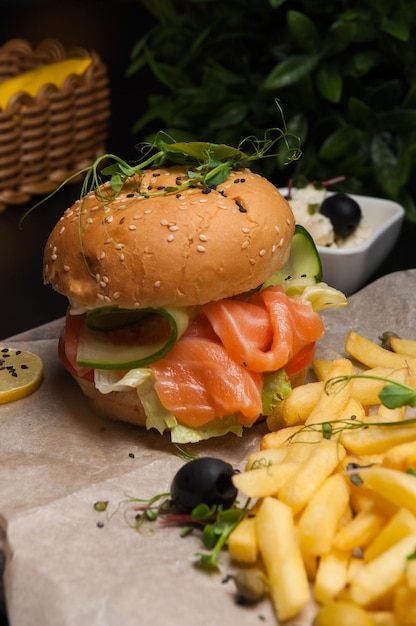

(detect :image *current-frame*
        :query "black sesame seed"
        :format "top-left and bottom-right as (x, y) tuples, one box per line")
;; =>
(157, 186), (166, 190)
(153, 172), (160, 177)
(21, 364), (29, 370)
(233, 178), (240, 183)
(240, 178), (246, 183)
(236, 200), (247, 213)
(202, 187), (212, 194)
(126, 193), (135, 198)
(175, 193), (182, 199)
(97, 521), (104, 528)
(129, 452), (135, 459)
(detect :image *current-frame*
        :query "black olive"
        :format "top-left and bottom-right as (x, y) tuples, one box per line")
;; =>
(170, 457), (238, 513)
(320, 192), (362, 238)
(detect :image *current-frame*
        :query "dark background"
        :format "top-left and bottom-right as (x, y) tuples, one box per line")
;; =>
(0, 0), (156, 340)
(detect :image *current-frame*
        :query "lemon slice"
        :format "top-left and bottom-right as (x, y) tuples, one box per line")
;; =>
(0, 347), (44, 404)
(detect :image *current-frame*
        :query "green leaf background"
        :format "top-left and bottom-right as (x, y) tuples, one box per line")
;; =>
(126, 0), (416, 220)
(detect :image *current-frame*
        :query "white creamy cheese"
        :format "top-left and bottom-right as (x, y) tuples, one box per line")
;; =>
(287, 185), (372, 249)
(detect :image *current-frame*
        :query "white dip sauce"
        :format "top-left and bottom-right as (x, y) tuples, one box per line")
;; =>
(286, 185), (372, 248)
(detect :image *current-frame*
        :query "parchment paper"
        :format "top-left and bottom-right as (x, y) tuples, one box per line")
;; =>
(1, 270), (416, 626)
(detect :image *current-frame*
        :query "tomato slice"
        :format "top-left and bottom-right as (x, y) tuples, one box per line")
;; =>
(59, 309), (94, 382)
(285, 341), (316, 376)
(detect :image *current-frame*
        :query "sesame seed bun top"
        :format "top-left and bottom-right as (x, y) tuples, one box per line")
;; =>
(43, 166), (295, 309)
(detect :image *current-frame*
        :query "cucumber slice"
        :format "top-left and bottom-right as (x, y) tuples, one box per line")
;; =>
(76, 306), (190, 370)
(263, 224), (322, 291)
(86, 306), (151, 331)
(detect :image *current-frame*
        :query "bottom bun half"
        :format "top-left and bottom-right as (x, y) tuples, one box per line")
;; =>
(75, 368), (308, 430)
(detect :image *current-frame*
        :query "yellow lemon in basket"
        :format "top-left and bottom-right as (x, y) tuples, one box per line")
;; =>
(0, 347), (44, 404)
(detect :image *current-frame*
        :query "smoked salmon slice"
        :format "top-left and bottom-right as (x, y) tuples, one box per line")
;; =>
(203, 285), (324, 373)
(151, 336), (263, 428)
(151, 286), (324, 428)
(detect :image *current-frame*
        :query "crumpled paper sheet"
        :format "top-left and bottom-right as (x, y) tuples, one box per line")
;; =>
(1, 270), (416, 626)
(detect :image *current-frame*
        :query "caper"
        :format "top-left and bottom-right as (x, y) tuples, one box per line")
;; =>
(379, 331), (400, 351)
(233, 569), (268, 604)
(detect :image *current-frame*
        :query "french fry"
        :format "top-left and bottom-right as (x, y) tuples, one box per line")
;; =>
(230, 332), (416, 623)
(282, 358), (354, 464)
(256, 497), (310, 620)
(232, 461), (299, 498)
(382, 440), (416, 472)
(376, 368), (408, 422)
(260, 424), (303, 450)
(349, 367), (400, 406)
(279, 439), (347, 514)
(348, 483), (398, 517)
(244, 447), (288, 471)
(314, 547), (351, 604)
(367, 610), (400, 626)
(345, 331), (416, 371)
(314, 360), (401, 406)
(390, 336), (416, 357)
(364, 507), (416, 562)
(405, 557), (416, 589)
(348, 531), (416, 607)
(393, 583), (416, 625)
(357, 466), (416, 516)
(267, 380), (324, 429)
(337, 397), (366, 424)
(312, 358), (332, 381)
(297, 473), (350, 556)
(307, 358), (355, 423)
(332, 505), (387, 551)
(338, 422), (416, 456)
(228, 504), (259, 564)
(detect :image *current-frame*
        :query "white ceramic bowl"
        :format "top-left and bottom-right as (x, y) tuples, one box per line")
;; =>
(282, 190), (405, 296)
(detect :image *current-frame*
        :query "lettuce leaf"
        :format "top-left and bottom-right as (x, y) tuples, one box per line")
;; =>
(92, 366), (251, 443)
(262, 369), (292, 415)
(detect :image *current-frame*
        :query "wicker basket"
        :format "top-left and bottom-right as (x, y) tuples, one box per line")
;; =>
(0, 38), (111, 212)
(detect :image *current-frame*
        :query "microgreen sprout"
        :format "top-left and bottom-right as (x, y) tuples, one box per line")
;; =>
(20, 100), (301, 225)
(103, 490), (249, 569)
(195, 504), (247, 569)
(407, 547), (416, 561)
(284, 415), (416, 447)
(324, 374), (416, 409)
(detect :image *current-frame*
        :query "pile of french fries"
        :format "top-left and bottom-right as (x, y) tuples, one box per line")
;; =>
(229, 331), (416, 625)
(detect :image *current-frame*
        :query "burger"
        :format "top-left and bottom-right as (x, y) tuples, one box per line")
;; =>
(43, 141), (346, 442)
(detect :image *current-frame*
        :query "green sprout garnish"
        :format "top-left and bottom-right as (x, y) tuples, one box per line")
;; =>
(407, 548), (416, 561)
(324, 374), (416, 409)
(21, 100), (301, 224)
(284, 415), (416, 446)
(101, 490), (249, 570)
(193, 503), (247, 569)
